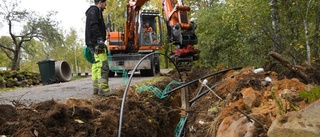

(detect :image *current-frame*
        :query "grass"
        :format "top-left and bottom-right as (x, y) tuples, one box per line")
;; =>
(134, 76), (169, 88)
(0, 87), (24, 92)
(298, 86), (320, 103)
(271, 86), (285, 115)
(70, 75), (90, 81)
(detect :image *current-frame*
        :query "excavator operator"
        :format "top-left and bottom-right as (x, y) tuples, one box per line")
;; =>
(143, 21), (157, 44)
(143, 21), (153, 32)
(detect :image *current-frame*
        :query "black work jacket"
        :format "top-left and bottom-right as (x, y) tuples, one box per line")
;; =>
(85, 5), (106, 46)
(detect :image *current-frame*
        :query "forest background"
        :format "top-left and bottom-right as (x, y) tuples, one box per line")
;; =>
(0, 0), (319, 73)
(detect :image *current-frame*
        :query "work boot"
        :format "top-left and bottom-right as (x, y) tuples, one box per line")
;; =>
(97, 78), (109, 96)
(98, 89), (110, 96)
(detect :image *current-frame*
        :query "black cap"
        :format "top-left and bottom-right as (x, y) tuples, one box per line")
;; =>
(95, 0), (106, 3)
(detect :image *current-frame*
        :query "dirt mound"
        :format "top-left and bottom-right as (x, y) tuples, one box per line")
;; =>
(0, 76), (181, 137)
(186, 66), (310, 137)
(0, 66), (315, 136)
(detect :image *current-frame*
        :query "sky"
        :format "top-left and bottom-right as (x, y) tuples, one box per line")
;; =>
(0, 0), (92, 40)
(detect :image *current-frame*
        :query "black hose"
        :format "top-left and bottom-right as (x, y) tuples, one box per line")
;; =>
(118, 52), (182, 137)
(189, 73), (238, 104)
(117, 54), (241, 136)
(178, 115), (188, 137)
(164, 67), (242, 96)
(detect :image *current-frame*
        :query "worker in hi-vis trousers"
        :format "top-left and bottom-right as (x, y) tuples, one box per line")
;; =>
(91, 45), (109, 95)
(84, 0), (109, 95)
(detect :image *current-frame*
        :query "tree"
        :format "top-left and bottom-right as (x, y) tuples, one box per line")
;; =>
(195, 0), (271, 67)
(314, 0), (320, 55)
(270, 0), (281, 52)
(296, 0), (313, 65)
(104, 0), (127, 31)
(20, 39), (45, 72)
(0, 36), (12, 67)
(0, 0), (63, 70)
(63, 28), (81, 73)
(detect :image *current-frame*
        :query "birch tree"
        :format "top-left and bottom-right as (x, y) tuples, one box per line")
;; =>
(270, 0), (281, 52)
(296, 0), (312, 65)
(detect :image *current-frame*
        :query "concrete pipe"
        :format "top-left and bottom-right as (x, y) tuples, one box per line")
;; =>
(55, 60), (72, 82)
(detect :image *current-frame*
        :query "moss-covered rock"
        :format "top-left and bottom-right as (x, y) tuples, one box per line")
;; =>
(0, 70), (41, 88)
(0, 76), (6, 88)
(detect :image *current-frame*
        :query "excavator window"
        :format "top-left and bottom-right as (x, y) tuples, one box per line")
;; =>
(140, 14), (162, 46)
(142, 20), (156, 44)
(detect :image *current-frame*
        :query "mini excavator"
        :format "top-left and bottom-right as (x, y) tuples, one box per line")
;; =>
(105, 0), (200, 77)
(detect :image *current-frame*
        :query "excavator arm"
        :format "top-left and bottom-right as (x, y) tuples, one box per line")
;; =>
(162, 0), (200, 71)
(124, 0), (150, 50)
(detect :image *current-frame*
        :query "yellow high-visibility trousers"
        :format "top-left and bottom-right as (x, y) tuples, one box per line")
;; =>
(92, 49), (109, 93)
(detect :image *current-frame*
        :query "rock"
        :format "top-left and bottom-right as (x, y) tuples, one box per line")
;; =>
(280, 89), (304, 102)
(6, 78), (15, 87)
(0, 70), (41, 88)
(267, 100), (320, 137)
(241, 87), (262, 110)
(16, 79), (29, 87)
(0, 76), (6, 88)
(216, 114), (266, 137)
(0, 81), (6, 88)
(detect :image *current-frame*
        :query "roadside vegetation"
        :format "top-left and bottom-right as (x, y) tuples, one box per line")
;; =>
(1, 0), (319, 75)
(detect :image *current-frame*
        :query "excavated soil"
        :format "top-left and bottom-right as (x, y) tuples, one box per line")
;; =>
(0, 66), (317, 136)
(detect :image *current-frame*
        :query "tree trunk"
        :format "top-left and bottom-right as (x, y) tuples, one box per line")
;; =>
(11, 50), (21, 70)
(270, 0), (281, 52)
(296, 0), (312, 65)
(304, 18), (311, 65)
(269, 51), (311, 83)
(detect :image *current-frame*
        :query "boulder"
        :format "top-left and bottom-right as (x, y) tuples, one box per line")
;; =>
(267, 100), (320, 137)
(216, 114), (267, 137)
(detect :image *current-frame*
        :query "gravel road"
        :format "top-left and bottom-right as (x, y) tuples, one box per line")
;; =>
(0, 73), (155, 105)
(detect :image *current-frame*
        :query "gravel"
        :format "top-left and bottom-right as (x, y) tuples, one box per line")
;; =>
(0, 74), (152, 105)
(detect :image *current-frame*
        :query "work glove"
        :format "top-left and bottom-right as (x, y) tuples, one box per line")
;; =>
(97, 37), (106, 49)
(95, 37), (107, 54)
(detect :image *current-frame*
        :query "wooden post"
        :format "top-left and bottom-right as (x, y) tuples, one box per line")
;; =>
(180, 72), (189, 117)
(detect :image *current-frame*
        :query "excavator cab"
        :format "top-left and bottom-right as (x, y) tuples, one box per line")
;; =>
(139, 10), (162, 47)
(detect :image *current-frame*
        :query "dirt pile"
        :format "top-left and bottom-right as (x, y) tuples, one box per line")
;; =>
(0, 66), (317, 136)
(186, 66), (313, 137)
(0, 76), (181, 137)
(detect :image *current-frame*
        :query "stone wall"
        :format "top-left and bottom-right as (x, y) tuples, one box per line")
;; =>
(0, 70), (41, 88)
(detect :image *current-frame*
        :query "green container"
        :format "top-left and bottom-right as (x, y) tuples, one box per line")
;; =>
(37, 60), (56, 85)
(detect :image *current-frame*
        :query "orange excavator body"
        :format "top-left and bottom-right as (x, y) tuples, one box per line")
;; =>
(106, 0), (199, 75)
